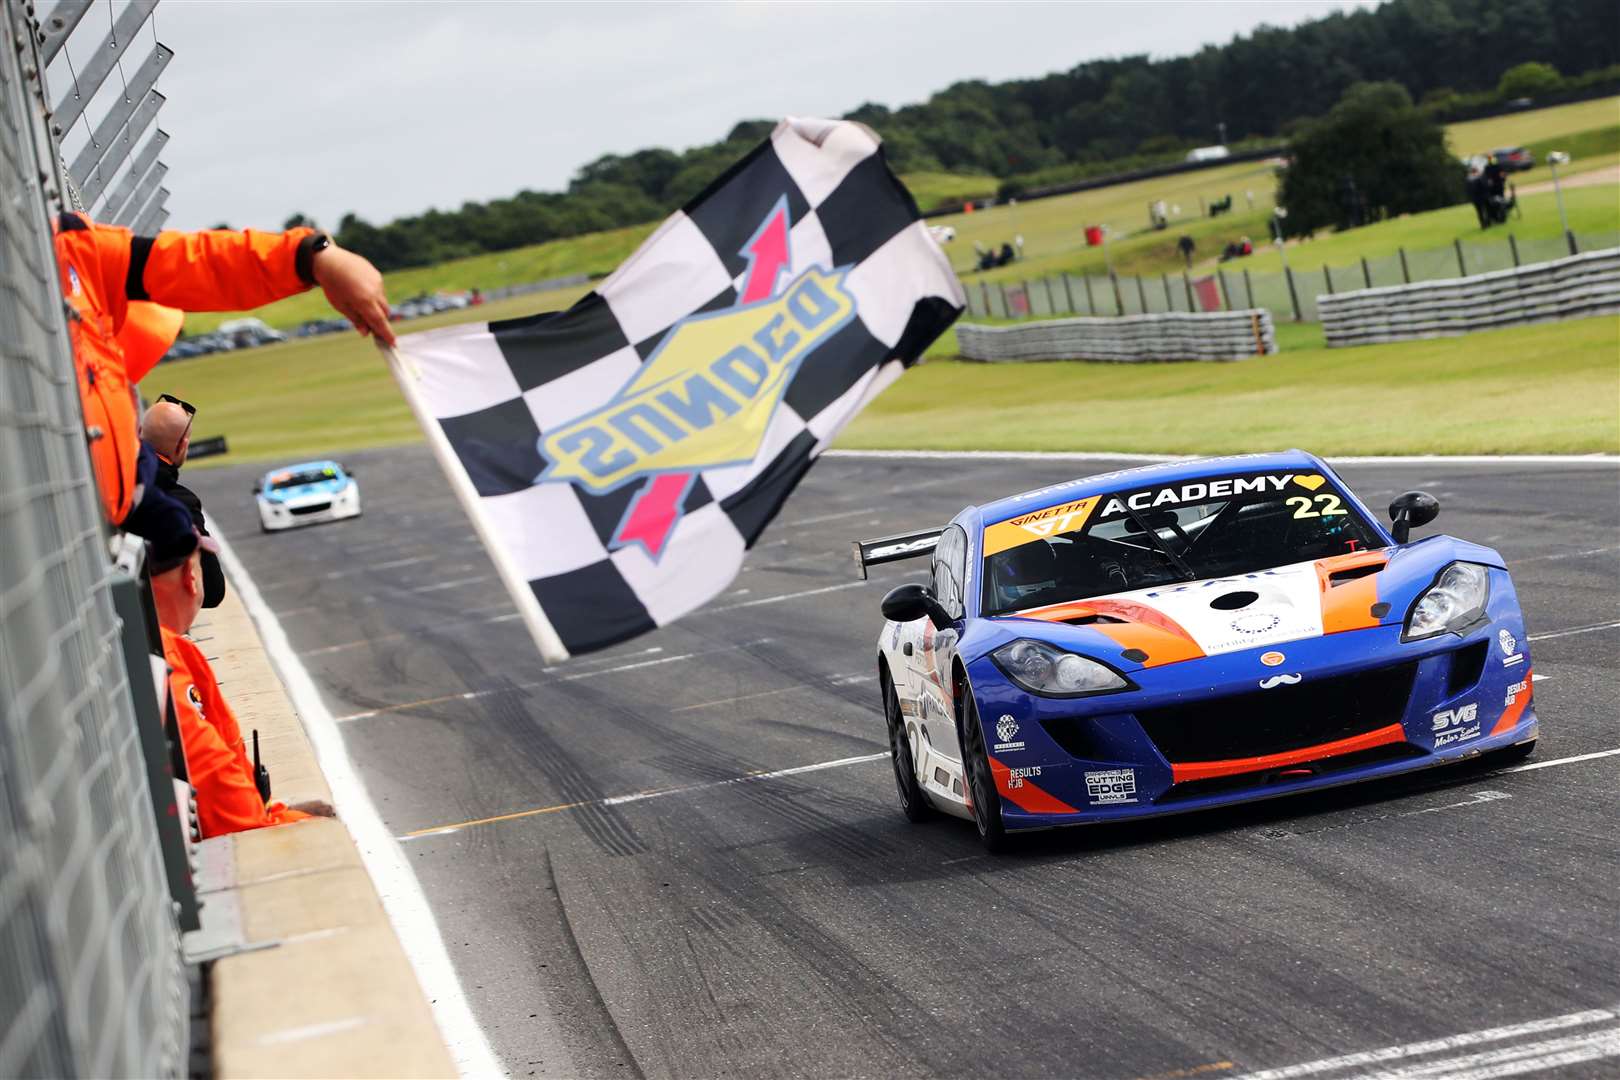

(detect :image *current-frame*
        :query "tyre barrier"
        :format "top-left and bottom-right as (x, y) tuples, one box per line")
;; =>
(1318, 247), (1620, 347)
(955, 309), (1277, 363)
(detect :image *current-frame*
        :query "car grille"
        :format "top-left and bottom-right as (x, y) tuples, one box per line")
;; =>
(1135, 661), (1418, 764)
(288, 502), (331, 516)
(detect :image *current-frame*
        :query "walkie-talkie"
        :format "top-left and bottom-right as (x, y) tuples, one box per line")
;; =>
(252, 729), (272, 802)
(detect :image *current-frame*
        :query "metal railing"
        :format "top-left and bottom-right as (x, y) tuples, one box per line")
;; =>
(956, 309), (1277, 364)
(1318, 248), (1620, 347)
(0, 1), (189, 1075)
(964, 229), (1620, 325)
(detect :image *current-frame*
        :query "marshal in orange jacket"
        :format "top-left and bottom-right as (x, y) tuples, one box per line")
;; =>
(160, 626), (311, 839)
(53, 213), (322, 525)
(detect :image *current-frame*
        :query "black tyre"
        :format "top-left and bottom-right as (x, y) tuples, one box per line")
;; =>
(1495, 738), (1536, 763)
(884, 672), (933, 823)
(959, 685), (1009, 853)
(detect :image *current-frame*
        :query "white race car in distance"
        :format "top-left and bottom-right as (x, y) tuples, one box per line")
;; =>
(254, 459), (361, 532)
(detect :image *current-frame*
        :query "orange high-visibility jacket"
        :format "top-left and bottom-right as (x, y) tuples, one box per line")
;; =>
(53, 214), (319, 524)
(160, 627), (310, 839)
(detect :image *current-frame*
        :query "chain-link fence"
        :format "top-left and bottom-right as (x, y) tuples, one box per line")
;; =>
(0, 2), (189, 1076)
(965, 228), (1620, 324)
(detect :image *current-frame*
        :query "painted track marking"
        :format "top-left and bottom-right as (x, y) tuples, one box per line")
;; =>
(396, 743), (1619, 844)
(703, 580), (867, 613)
(213, 530), (502, 1077)
(1527, 620), (1620, 642)
(671, 672), (873, 712)
(332, 641), (768, 722)
(401, 752), (889, 840)
(1230, 1005), (1617, 1080)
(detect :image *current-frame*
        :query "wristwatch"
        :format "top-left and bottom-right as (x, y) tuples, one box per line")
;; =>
(296, 232), (332, 286)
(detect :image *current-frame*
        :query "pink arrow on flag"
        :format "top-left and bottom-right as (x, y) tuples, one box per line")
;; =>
(612, 204), (792, 558)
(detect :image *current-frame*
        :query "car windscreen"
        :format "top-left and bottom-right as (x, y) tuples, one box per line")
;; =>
(269, 468), (339, 491)
(981, 470), (1384, 615)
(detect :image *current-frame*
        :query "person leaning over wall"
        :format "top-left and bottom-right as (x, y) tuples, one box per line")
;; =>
(141, 396), (226, 608)
(52, 213), (396, 544)
(149, 546), (333, 838)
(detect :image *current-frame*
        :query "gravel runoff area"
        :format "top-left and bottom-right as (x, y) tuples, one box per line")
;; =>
(193, 448), (1620, 1080)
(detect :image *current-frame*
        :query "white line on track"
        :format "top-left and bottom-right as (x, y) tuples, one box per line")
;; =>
(824, 449), (1620, 466)
(213, 529), (502, 1078)
(302, 612), (523, 657)
(703, 580), (867, 613)
(1500, 746), (1620, 774)
(1527, 620), (1620, 642)
(1230, 1005), (1617, 1080)
(331, 640), (768, 722)
(1511, 544), (1620, 564)
(401, 752), (889, 840)
(779, 506), (881, 526)
(671, 672), (874, 712)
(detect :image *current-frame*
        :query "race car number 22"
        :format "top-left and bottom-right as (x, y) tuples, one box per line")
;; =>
(1286, 494), (1347, 519)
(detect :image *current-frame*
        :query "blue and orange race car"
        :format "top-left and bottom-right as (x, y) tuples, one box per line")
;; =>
(857, 451), (1538, 851)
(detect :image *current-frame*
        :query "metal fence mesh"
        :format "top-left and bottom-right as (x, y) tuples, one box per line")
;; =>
(0, 4), (187, 1076)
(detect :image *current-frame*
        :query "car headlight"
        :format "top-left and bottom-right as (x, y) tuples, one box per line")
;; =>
(1404, 562), (1490, 640)
(991, 639), (1130, 697)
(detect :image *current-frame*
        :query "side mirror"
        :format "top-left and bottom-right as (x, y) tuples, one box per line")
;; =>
(252, 480), (262, 494)
(881, 583), (953, 630)
(1388, 490), (1439, 544)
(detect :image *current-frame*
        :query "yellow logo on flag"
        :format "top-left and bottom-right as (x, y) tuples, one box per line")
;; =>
(539, 266), (855, 493)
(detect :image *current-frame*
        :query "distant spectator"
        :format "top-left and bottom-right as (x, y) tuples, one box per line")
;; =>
(51, 212), (394, 539)
(150, 548), (330, 838)
(141, 396), (225, 608)
(1177, 234), (1196, 266)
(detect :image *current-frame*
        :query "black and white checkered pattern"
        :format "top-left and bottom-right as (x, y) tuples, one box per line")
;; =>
(395, 118), (963, 658)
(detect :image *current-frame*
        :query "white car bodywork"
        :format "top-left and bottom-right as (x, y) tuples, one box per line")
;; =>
(256, 470), (362, 532)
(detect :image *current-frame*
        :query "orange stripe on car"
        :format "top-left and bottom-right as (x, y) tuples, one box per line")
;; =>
(1315, 551), (1387, 634)
(1491, 667), (1533, 735)
(989, 757), (1080, 814)
(1016, 598), (1204, 667)
(1170, 722), (1406, 784)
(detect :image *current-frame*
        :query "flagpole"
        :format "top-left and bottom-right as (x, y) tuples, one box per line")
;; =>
(378, 339), (573, 664)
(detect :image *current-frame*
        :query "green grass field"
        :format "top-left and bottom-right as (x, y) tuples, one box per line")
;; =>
(1446, 97), (1619, 155)
(903, 171), (1000, 212)
(841, 315), (1619, 456)
(145, 305), (1618, 468)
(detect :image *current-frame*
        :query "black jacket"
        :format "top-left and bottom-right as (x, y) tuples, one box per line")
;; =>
(153, 455), (226, 608)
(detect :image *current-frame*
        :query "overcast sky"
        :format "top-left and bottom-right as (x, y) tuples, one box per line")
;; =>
(56, 1), (1375, 231)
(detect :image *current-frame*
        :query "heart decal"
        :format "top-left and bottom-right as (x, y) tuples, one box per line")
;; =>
(1293, 474), (1327, 491)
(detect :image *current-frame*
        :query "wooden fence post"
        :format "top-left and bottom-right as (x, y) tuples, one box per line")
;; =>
(1284, 266), (1301, 322)
(1062, 274), (1076, 314)
(1361, 256), (1372, 289)
(1135, 275), (1149, 313)
(1323, 264), (1335, 295)
(1083, 274), (1096, 315)
(1399, 247), (1411, 283)
(1161, 273), (1175, 310)
(1183, 272), (1196, 311)
(1110, 272), (1125, 316)
(1508, 234), (1520, 267)
(1454, 238), (1467, 276)
(1217, 268), (1231, 311)
(1244, 268), (1255, 310)
(980, 280), (991, 315)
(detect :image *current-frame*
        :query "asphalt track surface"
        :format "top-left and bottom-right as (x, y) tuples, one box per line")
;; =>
(192, 450), (1620, 1080)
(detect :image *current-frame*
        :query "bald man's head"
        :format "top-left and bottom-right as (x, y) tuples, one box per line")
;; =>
(142, 400), (192, 464)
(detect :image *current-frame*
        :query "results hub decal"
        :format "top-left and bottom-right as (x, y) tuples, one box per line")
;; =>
(537, 198), (855, 558)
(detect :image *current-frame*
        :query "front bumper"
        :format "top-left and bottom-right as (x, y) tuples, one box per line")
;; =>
(258, 487), (361, 531)
(971, 604), (1536, 832)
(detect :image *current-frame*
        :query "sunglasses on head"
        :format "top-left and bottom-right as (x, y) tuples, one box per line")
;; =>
(157, 393), (196, 417)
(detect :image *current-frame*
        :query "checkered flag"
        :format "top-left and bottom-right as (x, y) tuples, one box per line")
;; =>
(388, 117), (963, 661)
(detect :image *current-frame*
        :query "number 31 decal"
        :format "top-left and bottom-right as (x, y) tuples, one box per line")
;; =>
(1287, 494), (1348, 519)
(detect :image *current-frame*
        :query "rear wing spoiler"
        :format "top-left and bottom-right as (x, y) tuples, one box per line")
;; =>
(851, 527), (943, 580)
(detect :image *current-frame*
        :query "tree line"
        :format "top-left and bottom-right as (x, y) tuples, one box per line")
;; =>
(316, 0), (1617, 272)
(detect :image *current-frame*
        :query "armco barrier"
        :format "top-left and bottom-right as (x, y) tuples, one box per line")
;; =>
(956, 309), (1276, 363)
(1318, 248), (1620, 346)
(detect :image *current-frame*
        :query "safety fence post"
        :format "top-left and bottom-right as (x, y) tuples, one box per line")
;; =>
(979, 280), (991, 317)
(1021, 279), (1031, 317)
(1323, 264), (1334, 295)
(1042, 276), (1055, 315)
(1062, 273), (1076, 314)
(1109, 271), (1124, 316)
(1135, 274), (1149, 314)
(1361, 257), (1372, 289)
(1566, 230), (1579, 256)
(1243, 268), (1255, 310)
(1454, 238), (1467, 276)
(1217, 268), (1231, 311)
(1508, 235), (1520, 267)
(1161, 272), (1174, 311)
(999, 283), (1011, 318)
(1082, 274), (1096, 315)
(1399, 247), (1411, 283)
(1183, 271), (1196, 311)
(1284, 266), (1301, 322)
